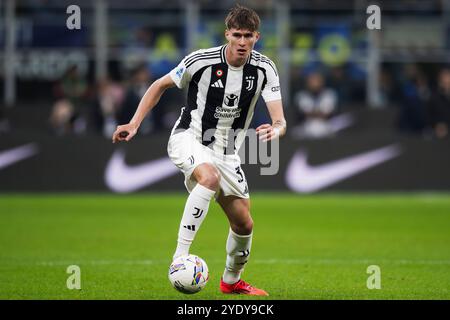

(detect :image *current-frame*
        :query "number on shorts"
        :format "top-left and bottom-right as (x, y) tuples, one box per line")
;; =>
(235, 166), (244, 183)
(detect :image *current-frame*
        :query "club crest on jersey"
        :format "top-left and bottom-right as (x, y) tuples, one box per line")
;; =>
(245, 76), (255, 91)
(216, 69), (223, 77)
(224, 94), (239, 107)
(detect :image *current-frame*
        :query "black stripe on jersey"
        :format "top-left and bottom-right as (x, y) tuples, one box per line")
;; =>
(250, 52), (261, 63)
(232, 64), (259, 130)
(201, 63), (228, 147)
(185, 52), (220, 66)
(252, 59), (278, 77)
(184, 49), (221, 66)
(220, 45), (227, 63)
(250, 53), (278, 77)
(245, 52), (252, 64)
(225, 64), (260, 154)
(175, 65), (210, 131)
(185, 55), (221, 69)
(257, 66), (268, 92)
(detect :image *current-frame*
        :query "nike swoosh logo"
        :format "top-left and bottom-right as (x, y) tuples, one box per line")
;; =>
(285, 144), (402, 193)
(328, 113), (355, 133)
(291, 112), (355, 138)
(105, 149), (179, 193)
(0, 143), (39, 170)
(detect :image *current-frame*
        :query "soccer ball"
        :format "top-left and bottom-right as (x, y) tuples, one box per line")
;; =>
(168, 254), (209, 294)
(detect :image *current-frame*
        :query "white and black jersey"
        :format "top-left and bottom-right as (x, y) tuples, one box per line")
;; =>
(169, 44), (282, 155)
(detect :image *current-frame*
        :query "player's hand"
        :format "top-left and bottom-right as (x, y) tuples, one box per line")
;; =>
(112, 123), (138, 143)
(256, 124), (280, 142)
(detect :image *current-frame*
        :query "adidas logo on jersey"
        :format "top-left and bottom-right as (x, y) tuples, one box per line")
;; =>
(211, 79), (224, 88)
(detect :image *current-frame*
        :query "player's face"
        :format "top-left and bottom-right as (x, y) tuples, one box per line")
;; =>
(225, 28), (260, 60)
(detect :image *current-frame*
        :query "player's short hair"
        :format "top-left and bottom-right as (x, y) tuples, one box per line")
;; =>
(225, 4), (260, 32)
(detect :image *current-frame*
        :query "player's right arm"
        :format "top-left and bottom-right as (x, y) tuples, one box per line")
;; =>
(112, 74), (176, 143)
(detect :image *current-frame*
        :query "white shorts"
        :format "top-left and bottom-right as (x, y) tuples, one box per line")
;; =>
(167, 131), (249, 199)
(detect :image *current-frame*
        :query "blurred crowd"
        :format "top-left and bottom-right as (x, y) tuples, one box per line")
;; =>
(291, 64), (450, 140)
(47, 63), (182, 138)
(0, 62), (448, 141)
(33, 63), (450, 141)
(0, 1), (448, 141)
(393, 65), (450, 139)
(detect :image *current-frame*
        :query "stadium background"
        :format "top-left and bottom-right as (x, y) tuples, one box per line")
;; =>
(1, 0), (449, 300)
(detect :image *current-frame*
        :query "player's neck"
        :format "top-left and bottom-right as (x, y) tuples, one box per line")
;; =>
(225, 45), (247, 68)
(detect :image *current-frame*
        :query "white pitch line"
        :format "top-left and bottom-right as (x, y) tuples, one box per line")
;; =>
(24, 258), (450, 266)
(253, 259), (450, 265)
(35, 260), (159, 266)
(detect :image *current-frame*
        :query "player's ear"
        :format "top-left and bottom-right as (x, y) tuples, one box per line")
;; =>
(254, 31), (260, 42)
(225, 29), (231, 40)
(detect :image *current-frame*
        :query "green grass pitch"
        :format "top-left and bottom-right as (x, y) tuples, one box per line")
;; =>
(1, 193), (449, 300)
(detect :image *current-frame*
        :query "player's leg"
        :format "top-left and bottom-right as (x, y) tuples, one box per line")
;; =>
(217, 193), (268, 296)
(173, 163), (220, 259)
(217, 194), (252, 283)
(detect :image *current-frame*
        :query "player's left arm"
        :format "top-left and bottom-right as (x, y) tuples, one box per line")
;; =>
(256, 58), (286, 142)
(256, 99), (287, 142)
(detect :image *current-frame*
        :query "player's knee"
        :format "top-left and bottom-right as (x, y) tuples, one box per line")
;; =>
(200, 175), (220, 190)
(195, 164), (221, 190)
(243, 218), (254, 234)
(233, 217), (253, 235)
